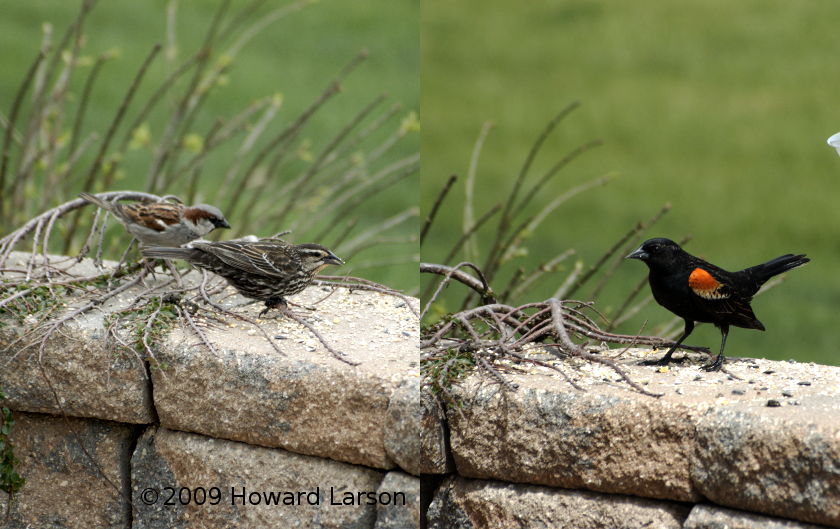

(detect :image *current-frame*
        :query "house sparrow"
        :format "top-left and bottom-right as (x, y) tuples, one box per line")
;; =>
(141, 240), (343, 316)
(78, 192), (231, 247)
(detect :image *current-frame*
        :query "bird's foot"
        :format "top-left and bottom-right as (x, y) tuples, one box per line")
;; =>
(701, 356), (725, 372)
(142, 258), (157, 278)
(258, 297), (288, 318)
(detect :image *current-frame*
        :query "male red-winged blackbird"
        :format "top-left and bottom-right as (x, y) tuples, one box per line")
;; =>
(626, 238), (809, 371)
(141, 240), (343, 316)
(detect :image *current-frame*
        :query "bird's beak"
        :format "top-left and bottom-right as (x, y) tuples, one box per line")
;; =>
(625, 246), (648, 260)
(324, 252), (344, 266)
(215, 219), (232, 230)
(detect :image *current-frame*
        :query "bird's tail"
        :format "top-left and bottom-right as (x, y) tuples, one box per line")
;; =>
(140, 245), (199, 260)
(746, 254), (810, 285)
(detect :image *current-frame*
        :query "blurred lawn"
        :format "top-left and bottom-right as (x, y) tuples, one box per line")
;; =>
(421, 0), (840, 365)
(0, 0), (419, 290)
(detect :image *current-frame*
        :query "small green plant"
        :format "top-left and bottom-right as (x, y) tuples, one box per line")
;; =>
(0, 282), (67, 324)
(1, 385), (25, 521)
(422, 346), (476, 403)
(101, 293), (179, 372)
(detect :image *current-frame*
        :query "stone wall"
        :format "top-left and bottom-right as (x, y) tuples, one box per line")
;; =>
(0, 253), (420, 529)
(421, 348), (840, 529)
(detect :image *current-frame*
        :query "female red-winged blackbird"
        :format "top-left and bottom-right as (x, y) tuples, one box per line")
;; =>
(626, 238), (809, 371)
(141, 240), (343, 316)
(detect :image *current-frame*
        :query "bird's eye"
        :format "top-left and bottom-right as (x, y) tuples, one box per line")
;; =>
(650, 245), (661, 253)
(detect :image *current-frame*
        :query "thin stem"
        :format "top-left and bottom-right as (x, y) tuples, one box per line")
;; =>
(421, 174), (457, 247)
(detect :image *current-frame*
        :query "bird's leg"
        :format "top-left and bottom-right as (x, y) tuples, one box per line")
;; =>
(641, 320), (695, 366)
(163, 258), (182, 288)
(141, 257), (156, 276)
(259, 297), (288, 318)
(702, 324), (728, 371)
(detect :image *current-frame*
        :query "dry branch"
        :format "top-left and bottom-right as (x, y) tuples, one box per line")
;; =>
(421, 261), (711, 398)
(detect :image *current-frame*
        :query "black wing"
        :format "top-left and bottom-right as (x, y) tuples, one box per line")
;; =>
(687, 266), (762, 329)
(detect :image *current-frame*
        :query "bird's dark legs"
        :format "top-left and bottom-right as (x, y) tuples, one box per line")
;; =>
(702, 324), (728, 371)
(641, 320), (695, 366)
(259, 297), (288, 317)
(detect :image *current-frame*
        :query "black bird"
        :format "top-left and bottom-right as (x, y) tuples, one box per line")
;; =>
(626, 238), (809, 371)
(142, 240), (343, 316)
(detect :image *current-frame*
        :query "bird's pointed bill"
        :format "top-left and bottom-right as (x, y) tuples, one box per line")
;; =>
(625, 246), (648, 260)
(324, 252), (344, 266)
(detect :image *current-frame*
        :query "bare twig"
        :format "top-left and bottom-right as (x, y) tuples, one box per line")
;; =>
(464, 122), (494, 262)
(420, 262), (496, 321)
(420, 174), (457, 247)
(547, 298), (662, 397)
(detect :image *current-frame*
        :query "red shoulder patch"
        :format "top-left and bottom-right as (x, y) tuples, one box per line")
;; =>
(688, 268), (729, 300)
(688, 268), (718, 290)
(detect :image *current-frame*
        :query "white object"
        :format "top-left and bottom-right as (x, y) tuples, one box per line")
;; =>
(828, 132), (840, 158)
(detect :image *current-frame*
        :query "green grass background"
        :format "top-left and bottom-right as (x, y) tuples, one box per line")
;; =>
(421, 0), (840, 365)
(4, 1), (840, 365)
(0, 0), (419, 290)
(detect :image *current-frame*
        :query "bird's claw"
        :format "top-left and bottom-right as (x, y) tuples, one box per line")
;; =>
(701, 357), (724, 372)
(258, 297), (289, 318)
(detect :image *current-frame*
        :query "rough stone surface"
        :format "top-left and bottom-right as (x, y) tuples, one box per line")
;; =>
(374, 471), (420, 529)
(384, 377), (422, 475)
(0, 252), (155, 424)
(419, 388), (454, 474)
(0, 411), (138, 528)
(427, 474), (691, 529)
(691, 395), (840, 527)
(131, 426), (387, 529)
(684, 504), (830, 529)
(442, 347), (840, 511)
(447, 377), (703, 502)
(152, 283), (419, 470)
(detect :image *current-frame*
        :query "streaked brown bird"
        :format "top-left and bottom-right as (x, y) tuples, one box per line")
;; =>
(141, 240), (343, 316)
(626, 237), (809, 371)
(79, 192), (230, 247)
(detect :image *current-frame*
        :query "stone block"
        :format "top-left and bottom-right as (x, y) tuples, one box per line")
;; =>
(419, 388), (454, 474)
(0, 411), (137, 528)
(427, 474), (691, 529)
(691, 394), (840, 527)
(374, 471), (420, 529)
(684, 504), (829, 529)
(0, 252), (155, 424)
(444, 348), (840, 512)
(447, 377), (703, 502)
(131, 426), (390, 529)
(151, 286), (419, 470)
(384, 377), (422, 475)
